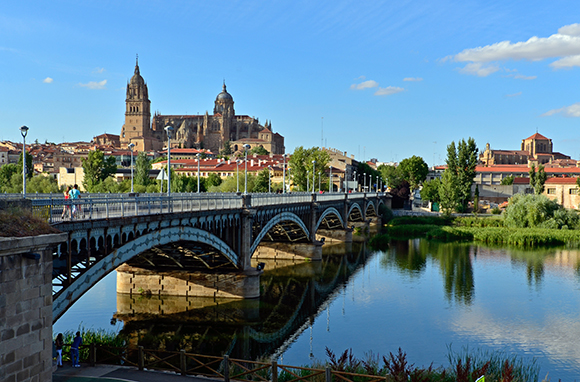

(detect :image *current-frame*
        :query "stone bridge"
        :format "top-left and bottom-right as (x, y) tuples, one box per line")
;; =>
(27, 192), (390, 322)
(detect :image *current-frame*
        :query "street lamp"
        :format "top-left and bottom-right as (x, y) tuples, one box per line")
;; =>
(353, 170), (357, 192)
(128, 143), (135, 193)
(364, 173), (367, 192)
(369, 174), (372, 192)
(19, 125), (29, 196)
(196, 153), (201, 193)
(318, 171), (321, 192)
(312, 160), (316, 193)
(282, 154), (287, 194)
(329, 166), (332, 193)
(376, 175), (379, 193)
(243, 144), (250, 194)
(236, 159), (241, 193)
(164, 126), (174, 196)
(268, 165), (272, 193)
(307, 170), (310, 192)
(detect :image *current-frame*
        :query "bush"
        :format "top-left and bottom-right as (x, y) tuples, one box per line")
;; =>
(504, 194), (579, 229)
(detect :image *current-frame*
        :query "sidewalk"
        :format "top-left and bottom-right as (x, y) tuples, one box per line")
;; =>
(53, 363), (221, 382)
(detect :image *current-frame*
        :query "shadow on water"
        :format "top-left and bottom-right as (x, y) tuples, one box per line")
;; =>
(113, 242), (372, 361)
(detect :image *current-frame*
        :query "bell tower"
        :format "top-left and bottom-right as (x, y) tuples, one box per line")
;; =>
(121, 56), (151, 147)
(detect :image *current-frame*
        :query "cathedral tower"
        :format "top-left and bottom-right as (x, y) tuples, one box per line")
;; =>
(121, 57), (151, 148)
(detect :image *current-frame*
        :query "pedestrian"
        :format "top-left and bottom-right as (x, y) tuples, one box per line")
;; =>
(69, 184), (81, 218)
(55, 333), (64, 367)
(61, 186), (71, 219)
(71, 331), (82, 367)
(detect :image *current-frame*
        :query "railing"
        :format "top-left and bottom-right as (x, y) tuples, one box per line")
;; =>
(77, 343), (391, 382)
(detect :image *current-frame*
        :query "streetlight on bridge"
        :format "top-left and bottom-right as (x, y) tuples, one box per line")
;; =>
(363, 173), (366, 193)
(19, 125), (29, 197)
(164, 126), (174, 196)
(312, 160), (316, 193)
(268, 165), (272, 193)
(128, 143), (135, 193)
(353, 170), (357, 192)
(196, 153), (201, 193)
(236, 159), (241, 193)
(243, 144), (250, 194)
(282, 154), (287, 194)
(307, 170), (310, 192)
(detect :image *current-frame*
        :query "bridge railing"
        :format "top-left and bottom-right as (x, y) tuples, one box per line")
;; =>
(31, 193), (244, 224)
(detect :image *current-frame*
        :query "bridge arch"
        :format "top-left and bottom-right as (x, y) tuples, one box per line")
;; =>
(53, 226), (239, 321)
(347, 203), (364, 221)
(365, 200), (377, 216)
(249, 212), (310, 256)
(314, 207), (345, 232)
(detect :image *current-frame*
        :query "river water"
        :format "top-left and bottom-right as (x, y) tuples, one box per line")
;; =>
(53, 240), (580, 381)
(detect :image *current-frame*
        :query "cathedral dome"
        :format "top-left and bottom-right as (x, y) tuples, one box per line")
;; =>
(130, 58), (145, 85)
(216, 83), (233, 102)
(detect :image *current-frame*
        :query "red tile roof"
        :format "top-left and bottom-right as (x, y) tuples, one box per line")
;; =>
(524, 132), (549, 141)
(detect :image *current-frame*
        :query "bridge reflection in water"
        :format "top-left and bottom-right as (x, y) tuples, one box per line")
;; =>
(113, 242), (369, 361)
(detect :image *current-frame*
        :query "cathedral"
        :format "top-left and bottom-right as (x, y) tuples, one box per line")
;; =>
(120, 59), (285, 154)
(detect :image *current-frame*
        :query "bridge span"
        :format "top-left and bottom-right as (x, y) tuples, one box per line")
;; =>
(25, 191), (390, 321)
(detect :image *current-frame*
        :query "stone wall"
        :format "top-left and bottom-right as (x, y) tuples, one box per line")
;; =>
(0, 233), (67, 382)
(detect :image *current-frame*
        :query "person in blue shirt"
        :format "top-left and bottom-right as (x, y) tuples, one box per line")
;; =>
(71, 331), (82, 367)
(68, 184), (81, 218)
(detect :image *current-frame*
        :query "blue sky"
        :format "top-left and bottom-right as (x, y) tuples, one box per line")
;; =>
(1, 1), (580, 166)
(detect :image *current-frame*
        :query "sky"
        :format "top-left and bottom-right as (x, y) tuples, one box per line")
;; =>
(1, 1), (580, 166)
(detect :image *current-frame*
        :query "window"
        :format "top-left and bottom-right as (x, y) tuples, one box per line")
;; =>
(569, 188), (579, 195)
(547, 188), (556, 194)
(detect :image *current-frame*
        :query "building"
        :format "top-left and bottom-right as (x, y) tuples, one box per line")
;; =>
(480, 132), (571, 166)
(543, 177), (580, 210)
(120, 58), (285, 155)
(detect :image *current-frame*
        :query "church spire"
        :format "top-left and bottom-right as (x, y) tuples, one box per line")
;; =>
(135, 54), (140, 75)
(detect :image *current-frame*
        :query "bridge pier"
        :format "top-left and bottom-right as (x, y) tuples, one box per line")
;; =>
(253, 241), (323, 261)
(116, 264), (261, 299)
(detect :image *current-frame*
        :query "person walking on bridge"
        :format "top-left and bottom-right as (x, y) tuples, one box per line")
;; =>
(71, 331), (82, 367)
(69, 184), (81, 218)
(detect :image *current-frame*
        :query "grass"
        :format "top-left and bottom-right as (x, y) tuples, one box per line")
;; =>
(0, 207), (61, 237)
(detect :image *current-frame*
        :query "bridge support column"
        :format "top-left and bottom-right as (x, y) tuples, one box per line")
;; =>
(253, 241), (323, 261)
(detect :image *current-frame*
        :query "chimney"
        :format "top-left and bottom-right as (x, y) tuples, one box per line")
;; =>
(251, 159), (254, 167)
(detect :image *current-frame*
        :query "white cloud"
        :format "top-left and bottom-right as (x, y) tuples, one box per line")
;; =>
(541, 102), (580, 117)
(93, 67), (105, 74)
(350, 80), (378, 90)
(448, 23), (580, 73)
(513, 74), (536, 80)
(43, 77), (53, 84)
(550, 54), (580, 68)
(403, 77), (423, 82)
(374, 86), (404, 96)
(506, 92), (522, 97)
(458, 62), (500, 77)
(79, 80), (107, 90)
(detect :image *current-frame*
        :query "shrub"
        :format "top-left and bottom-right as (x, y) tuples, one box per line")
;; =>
(503, 194), (579, 229)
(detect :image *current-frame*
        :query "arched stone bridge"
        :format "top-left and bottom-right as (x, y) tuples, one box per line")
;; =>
(30, 192), (390, 321)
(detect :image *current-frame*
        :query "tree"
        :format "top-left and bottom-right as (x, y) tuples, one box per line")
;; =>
(250, 145), (269, 155)
(82, 150), (118, 192)
(253, 169), (270, 192)
(397, 155), (429, 191)
(134, 152), (152, 187)
(288, 146), (331, 191)
(17, 151), (33, 179)
(206, 173), (222, 188)
(0, 164), (18, 192)
(420, 178), (441, 203)
(439, 169), (458, 214)
(378, 164), (403, 189)
(27, 175), (60, 193)
(442, 138), (478, 212)
(500, 175), (514, 185)
(529, 164), (547, 195)
(221, 141), (233, 155)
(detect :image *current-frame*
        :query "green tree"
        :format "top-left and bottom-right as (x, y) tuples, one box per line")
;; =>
(18, 151), (33, 179)
(221, 141), (233, 155)
(378, 164), (402, 189)
(442, 138), (478, 212)
(439, 169), (458, 215)
(529, 164), (547, 195)
(27, 175), (60, 193)
(288, 146), (331, 191)
(397, 155), (429, 191)
(500, 175), (515, 185)
(253, 169), (270, 192)
(134, 152), (152, 187)
(82, 150), (118, 192)
(421, 178), (441, 203)
(0, 164), (18, 192)
(206, 173), (222, 188)
(250, 145), (269, 155)
(504, 193), (578, 229)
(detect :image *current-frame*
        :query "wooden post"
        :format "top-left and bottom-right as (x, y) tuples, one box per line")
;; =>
(180, 349), (186, 376)
(271, 360), (278, 382)
(89, 343), (96, 366)
(223, 355), (230, 382)
(138, 346), (144, 370)
(325, 367), (332, 382)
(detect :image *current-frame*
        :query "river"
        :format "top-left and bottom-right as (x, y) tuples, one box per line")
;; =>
(53, 240), (580, 381)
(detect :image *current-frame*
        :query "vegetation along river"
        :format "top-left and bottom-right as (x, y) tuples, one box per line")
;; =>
(53, 240), (580, 381)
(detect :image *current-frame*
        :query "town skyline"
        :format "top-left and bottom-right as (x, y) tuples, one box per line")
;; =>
(1, 2), (580, 165)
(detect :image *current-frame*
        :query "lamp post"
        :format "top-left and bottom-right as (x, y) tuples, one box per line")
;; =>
(128, 143), (135, 193)
(329, 166), (332, 193)
(353, 170), (357, 192)
(196, 153), (201, 193)
(364, 173), (367, 193)
(318, 171), (321, 193)
(243, 144), (250, 194)
(307, 170), (310, 192)
(164, 126), (174, 196)
(19, 125), (29, 196)
(282, 154), (287, 194)
(376, 175), (379, 193)
(268, 165), (272, 193)
(236, 160), (241, 193)
(369, 174), (372, 192)
(312, 160), (316, 193)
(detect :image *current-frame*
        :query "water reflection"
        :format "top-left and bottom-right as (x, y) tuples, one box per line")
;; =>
(113, 242), (371, 361)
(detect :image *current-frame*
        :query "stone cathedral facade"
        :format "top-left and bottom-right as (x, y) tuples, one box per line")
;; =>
(120, 59), (285, 154)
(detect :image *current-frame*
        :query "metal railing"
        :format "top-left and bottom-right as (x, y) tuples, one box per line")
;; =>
(76, 343), (392, 382)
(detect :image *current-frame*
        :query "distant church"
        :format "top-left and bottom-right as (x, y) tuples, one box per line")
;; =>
(120, 58), (285, 154)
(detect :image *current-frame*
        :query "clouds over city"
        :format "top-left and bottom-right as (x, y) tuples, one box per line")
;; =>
(350, 77), (405, 96)
(79, 80), (107, 89)
(447, 23), (580, 76)
(542, 102), (580, 117)
(43, 77), (53, 83)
